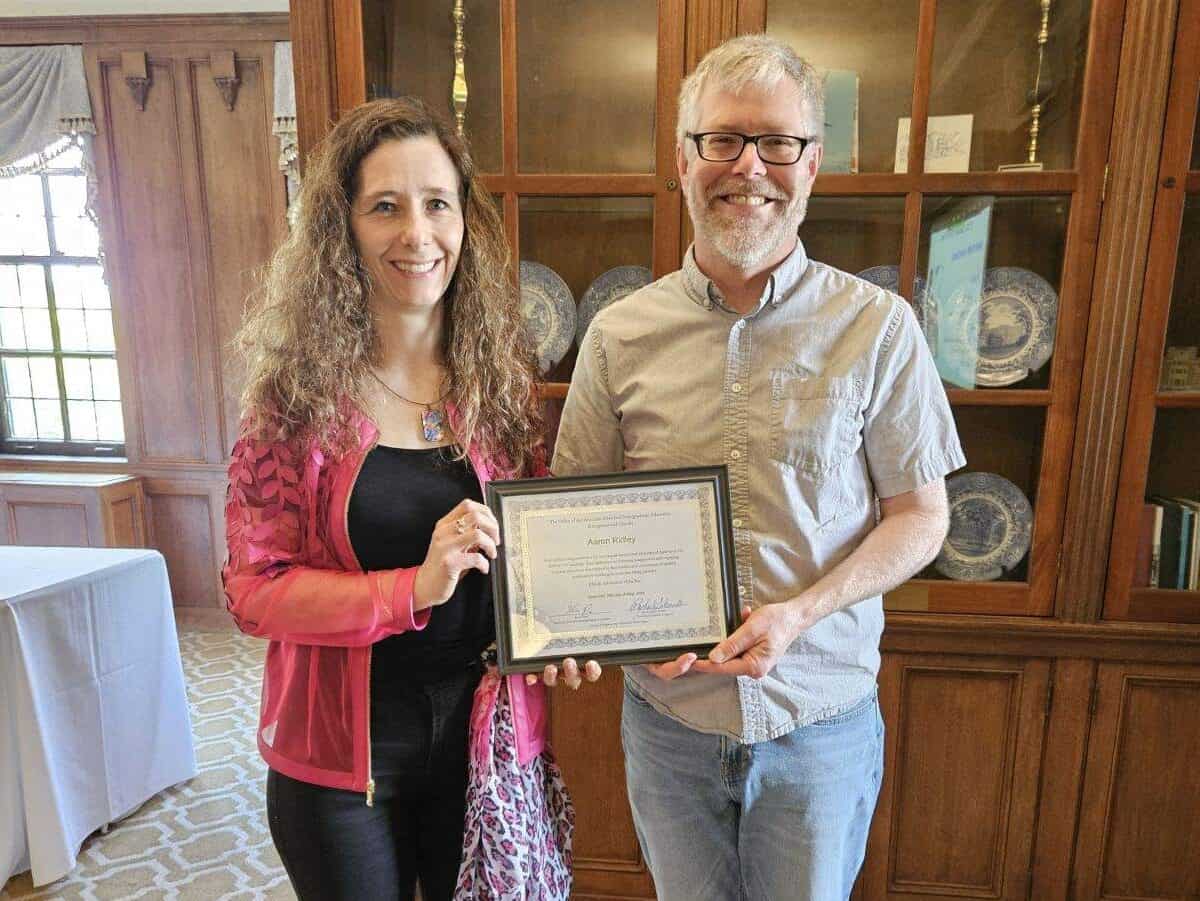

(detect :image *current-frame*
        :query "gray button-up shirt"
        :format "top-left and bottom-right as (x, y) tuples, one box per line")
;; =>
(553, 242), (965, 743)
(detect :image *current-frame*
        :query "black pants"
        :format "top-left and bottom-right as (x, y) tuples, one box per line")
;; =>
(266, 664), (480, 901)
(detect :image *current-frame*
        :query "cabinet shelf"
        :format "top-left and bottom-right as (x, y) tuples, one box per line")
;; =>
(1155, 391), (1200, 408)
(1126, 589), (1200, 624)
(812, 171), (1078, 196)
(946, 389), (1052, 407)
(887, 579), (1034, 615)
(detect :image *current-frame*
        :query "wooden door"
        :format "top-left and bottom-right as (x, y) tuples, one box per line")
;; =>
(1072, 662), (1200, 900)
(862, 652), (1051, 900)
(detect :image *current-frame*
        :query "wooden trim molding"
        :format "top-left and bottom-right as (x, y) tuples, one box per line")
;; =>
(0, 14), (289, 46)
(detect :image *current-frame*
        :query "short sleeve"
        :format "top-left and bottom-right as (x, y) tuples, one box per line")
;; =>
(552, 324), (625, 476)
(863, 298), (966, 498)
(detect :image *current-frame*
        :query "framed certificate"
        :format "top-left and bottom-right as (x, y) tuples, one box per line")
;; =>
(485, 467), (740, 674)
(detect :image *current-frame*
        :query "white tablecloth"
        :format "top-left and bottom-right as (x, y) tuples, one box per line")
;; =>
(0, 547), (197, 887)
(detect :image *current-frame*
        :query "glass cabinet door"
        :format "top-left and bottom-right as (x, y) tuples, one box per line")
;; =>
(1107, 14), (1200, 622)
(360, 0), (503, 173)
(928, 0), (1093, 172)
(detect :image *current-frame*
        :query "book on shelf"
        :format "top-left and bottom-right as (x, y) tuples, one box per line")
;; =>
(1169, 497), (1200, 590)
(1135, 502), (1163, 588)
(1149, 496), (1196, 590)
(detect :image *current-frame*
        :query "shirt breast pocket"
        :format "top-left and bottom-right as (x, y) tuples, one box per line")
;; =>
(768, 373), (864, 478)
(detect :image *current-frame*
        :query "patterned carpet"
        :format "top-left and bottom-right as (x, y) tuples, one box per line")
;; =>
(2, 630), (294, 901)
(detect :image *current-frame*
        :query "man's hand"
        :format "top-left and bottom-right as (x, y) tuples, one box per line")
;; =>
(645, 652), (700, 681)
(525, 658), (602, 690)
(691, 603), (805, 680)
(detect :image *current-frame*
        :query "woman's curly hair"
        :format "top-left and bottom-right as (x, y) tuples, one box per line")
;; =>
(236, 97), (542, 472)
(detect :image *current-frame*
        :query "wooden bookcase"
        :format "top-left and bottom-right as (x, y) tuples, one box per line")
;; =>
(288, 2), (1200, 898)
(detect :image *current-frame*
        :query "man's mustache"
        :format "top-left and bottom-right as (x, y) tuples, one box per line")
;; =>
(705, 178), (787, 203)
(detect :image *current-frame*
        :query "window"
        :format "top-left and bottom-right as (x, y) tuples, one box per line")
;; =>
(0, 141), (124, 456)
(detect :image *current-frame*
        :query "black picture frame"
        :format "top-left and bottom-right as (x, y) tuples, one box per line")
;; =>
(485, 466), (740, 674)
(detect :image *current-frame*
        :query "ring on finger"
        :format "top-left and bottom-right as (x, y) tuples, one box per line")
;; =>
(455, 515), (468, 535)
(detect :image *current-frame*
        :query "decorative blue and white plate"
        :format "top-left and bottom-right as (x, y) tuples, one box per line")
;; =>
(855, 264), (928, 329)
(974, 266), (1058, 387)
(935, 472), (1033, 581)
(519, 261), (576, 374)
(577, 265), (652, 344)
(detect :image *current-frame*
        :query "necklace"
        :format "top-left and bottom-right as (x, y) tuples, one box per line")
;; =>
(369, 370), (449, 443)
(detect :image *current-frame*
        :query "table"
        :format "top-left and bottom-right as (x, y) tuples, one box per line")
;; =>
(1, 547), (196, 887)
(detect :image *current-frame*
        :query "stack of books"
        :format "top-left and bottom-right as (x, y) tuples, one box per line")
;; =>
(1137, 497), (1200, 589)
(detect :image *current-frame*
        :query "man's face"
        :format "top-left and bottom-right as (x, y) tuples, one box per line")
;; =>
(678, 80), (821, 273)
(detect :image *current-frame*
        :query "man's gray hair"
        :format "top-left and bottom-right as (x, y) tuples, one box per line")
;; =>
(676, 34), (824, 148)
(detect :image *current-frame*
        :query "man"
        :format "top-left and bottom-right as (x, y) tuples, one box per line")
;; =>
(552, 34), (965, 901)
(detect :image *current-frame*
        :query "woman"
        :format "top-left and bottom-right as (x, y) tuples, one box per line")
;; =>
(223, 97), (594, 901)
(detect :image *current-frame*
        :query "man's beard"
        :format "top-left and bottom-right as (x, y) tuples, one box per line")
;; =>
(687, 176), (807, 270)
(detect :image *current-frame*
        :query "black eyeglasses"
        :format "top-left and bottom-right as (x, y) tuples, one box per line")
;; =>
(686, 132), (814, 165)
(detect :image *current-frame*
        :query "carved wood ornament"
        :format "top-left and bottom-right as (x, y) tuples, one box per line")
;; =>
(120, 51), (149, 110)
(210, 50), (239, 111)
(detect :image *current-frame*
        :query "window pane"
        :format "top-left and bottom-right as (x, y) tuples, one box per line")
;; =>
(46, 144), (84, 170)
(57, 308), (88, 351)
(80, 265), (110, 309)
(51, 264), (85, 309)
(53, 216), (100, 257)
(0, 175), (49, 254)
(34, 398), (64, 439)
(95, 400), (124, 442)
(52, 264), (108, 309)
(67, 400), (98, 440)
(0, 265), (18, 305)
(91, 358), (120, 400)
(7, 398), (36, 439)
(17, 265), (47, 307)
(84, 309), (116, 352)
(2, 357), (32, 397)
(0, 309), (25, 349)
(23, 308), (52, 350)
(63, 357), (93, 399)
(28, 356), (59, 398)
(48, 175), (87, 219)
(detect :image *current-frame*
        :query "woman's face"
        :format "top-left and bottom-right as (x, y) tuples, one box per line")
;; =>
(350, 135), (465, 313)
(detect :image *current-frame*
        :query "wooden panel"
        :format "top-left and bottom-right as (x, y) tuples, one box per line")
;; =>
(145, 483), (222, 608)
(98, 55), (209, 464)
(189, 47), (288, 453)
(1073, 663), (1200, 899)
(290, 0), (338, 164)
(551, 672), (655, 899)
(9, 503), (91, 547)
(108, 495), (141, 547)
(865, 654), (1049, 900)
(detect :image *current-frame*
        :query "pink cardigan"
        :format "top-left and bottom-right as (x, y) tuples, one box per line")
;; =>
(222, 407), (546, 797)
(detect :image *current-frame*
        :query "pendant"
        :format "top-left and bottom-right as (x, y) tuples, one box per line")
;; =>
(421, 407), (446, 443)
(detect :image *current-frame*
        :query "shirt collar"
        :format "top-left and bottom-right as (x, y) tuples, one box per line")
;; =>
(681, 240), (810, 315)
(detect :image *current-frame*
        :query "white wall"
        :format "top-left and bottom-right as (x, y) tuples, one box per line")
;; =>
(0, 0), (286, 15)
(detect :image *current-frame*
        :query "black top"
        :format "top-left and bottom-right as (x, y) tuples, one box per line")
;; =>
(348, 444), (493, 687)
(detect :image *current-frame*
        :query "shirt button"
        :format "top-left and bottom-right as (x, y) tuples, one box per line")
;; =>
(731, 382), (743, 393)
(732, 518), (743, 528)
(730, 449), (742, 460)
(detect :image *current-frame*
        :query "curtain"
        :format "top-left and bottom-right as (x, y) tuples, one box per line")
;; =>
(0, 45), (95, 175)
(273, 41), (300, 221)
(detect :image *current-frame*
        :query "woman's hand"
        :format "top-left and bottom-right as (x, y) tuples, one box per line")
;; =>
(525, 658), (603, 690)
(413, 500), (499, 610)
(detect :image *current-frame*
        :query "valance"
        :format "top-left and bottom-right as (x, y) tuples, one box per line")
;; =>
(0, 45), (95, 175)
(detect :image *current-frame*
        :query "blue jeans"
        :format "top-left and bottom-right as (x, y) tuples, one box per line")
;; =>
(621, 681), (884, 901)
